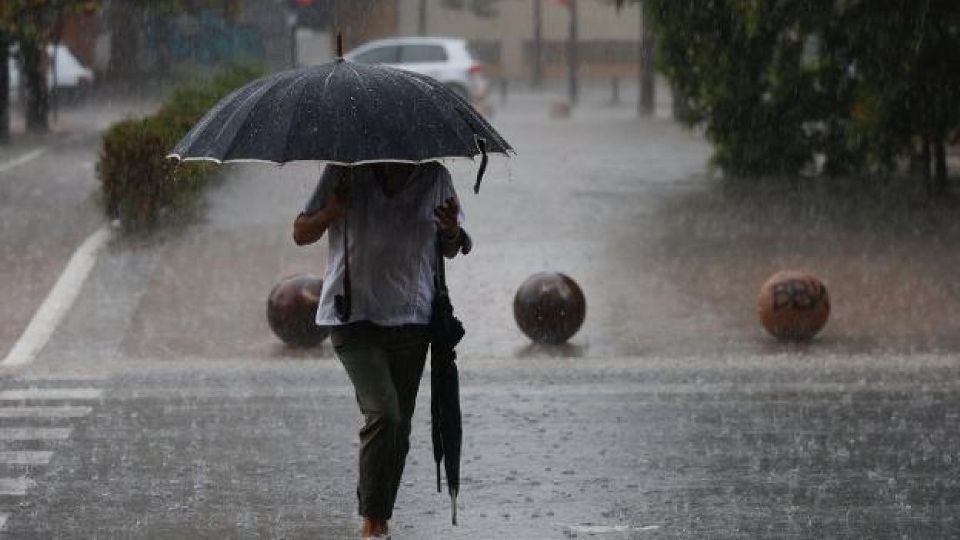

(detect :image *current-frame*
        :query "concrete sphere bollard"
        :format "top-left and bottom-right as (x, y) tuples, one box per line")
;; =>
(514, 272), (586, 344)
(267, 274), (329, 347)
(757, 270), (830, 341)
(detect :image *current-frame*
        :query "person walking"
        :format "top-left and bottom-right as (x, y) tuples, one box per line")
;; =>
(293, 161), (465, 539)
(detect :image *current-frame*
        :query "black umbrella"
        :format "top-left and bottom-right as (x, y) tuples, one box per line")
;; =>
(168, 57), (512, 193)
(430, 231), (467, 526)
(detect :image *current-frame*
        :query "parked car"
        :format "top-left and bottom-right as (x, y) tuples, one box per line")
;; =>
(344, 37), (489, 107)
(8, 44), (94, 101)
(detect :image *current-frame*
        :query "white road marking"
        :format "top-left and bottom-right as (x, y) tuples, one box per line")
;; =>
(0, 406), (92, 419)
(6, 374), (107, 383)
(566, 525), (631, 534)
(1, 226), (112, 368)
(0, 427), (72, 441)
(0, 451), (54, 466)
(0, 148), (46, 174)
(0, 512), (7, 530)
(565, 524), (661, 534)
(0, 477), (36, 496)
(0, 388), (103, 401)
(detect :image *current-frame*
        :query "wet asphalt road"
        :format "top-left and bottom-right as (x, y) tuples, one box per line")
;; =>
(2, 87), (960, 538)
(4, 356), (960, 539)
(0, 98), (159, 361)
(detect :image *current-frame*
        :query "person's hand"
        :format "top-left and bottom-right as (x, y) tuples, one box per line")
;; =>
(434, 197), (460, 239)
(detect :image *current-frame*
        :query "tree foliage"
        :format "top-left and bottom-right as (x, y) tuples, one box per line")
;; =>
(619, 0), (960, 192)
(0, 1), (98, 134)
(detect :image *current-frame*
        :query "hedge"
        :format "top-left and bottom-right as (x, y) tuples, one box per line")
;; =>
(97, 65), (262, 231)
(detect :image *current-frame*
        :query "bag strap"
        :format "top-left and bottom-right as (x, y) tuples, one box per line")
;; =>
(335, 170), (352, 322)
(435, 231), (448, 296)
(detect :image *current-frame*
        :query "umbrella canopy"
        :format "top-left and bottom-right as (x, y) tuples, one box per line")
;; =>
(168, 58), (512, 166)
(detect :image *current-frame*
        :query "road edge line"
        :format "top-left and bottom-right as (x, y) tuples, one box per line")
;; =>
(2, 226), (112, 368)
(0, 148), (47, 174)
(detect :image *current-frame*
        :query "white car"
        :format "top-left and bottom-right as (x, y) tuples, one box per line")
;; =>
(8, 44), (94, 100)
(344, 37), (489, 106)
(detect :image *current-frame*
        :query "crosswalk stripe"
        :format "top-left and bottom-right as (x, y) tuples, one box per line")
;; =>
(0, 388), (103, 401)
(0, 451), (54, 466)
(0, 406), (92, 419)
(0, 427), (72, 441)
(5, 374), (106, 383)
(0, 477), (35, 496)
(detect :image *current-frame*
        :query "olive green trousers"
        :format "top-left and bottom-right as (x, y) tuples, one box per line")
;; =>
(331, 322), (430, 521)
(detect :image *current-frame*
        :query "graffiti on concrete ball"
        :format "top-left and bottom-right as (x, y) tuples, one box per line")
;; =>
(771, 279), (830, 312)
(757, 270), (830, 341)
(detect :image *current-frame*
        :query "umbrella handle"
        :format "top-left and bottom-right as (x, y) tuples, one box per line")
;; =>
(451, 493), (458, 526)
(473, 137), (488, 194)
(437, 462), (442, 494)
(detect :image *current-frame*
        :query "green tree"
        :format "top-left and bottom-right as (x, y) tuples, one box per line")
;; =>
(841, 1), (960, 193)
(0, 30), (10, 143)
(0, 1), (98, 135)
(617, 0), (960, 193)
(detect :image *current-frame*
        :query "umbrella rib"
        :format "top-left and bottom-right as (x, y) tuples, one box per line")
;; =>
(213, 73), (296, 161)
(278, 70), (319, 163)
(212, 76), (291, 159)
(174, 80), (257, 157)
(405, 71), (513, 154)
(386, 69), (476, 159)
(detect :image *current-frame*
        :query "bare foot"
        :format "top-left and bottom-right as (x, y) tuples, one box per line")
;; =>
(360, 518), (389, 538)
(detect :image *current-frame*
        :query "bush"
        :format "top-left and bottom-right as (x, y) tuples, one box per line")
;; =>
(97, 65), (263, 231)
(629, 0), (960, 193)
(97, 117), (212, 230)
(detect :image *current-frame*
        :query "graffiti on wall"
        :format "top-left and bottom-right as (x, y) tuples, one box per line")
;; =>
(141, 9), (266, 70)
(170, 10), (265, 64)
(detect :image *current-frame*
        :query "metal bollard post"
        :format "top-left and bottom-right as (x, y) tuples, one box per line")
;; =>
(611, 77), (621, 105)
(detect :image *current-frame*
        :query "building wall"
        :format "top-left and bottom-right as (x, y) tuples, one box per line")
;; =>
(395, 0), (643, 81)
(335, 0), (399, 54)
(237, 0), (294, 71)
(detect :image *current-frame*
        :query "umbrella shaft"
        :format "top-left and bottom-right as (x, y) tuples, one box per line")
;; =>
(451, 493), (458, 526)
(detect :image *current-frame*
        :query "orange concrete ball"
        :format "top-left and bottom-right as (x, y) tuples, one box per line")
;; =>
(757, 270), (830, 341)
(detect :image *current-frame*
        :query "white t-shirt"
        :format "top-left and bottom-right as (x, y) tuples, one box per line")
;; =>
(304, 162), (464, 327)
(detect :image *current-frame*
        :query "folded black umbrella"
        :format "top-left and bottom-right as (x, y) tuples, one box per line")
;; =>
(430, 230), (469, 526)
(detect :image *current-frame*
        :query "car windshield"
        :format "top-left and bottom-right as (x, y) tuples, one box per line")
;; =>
(399, 44), (447, 63)
(352, 45), (400, 64)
